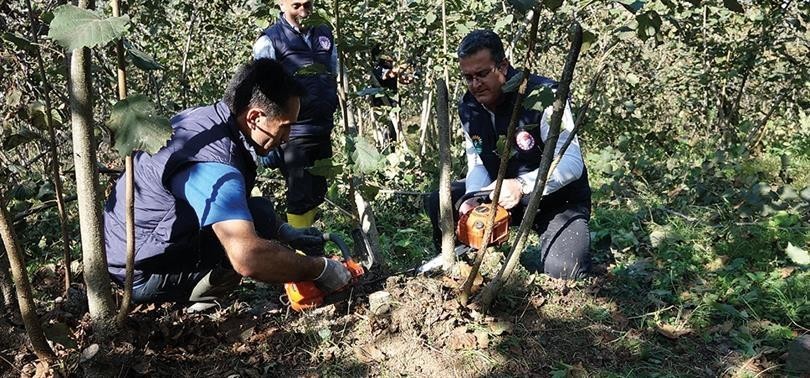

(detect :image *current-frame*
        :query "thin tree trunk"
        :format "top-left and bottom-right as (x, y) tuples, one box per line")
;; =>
(435, 79), (455, 270)
(0, 191), (55, 361)
(69, 0), (116, 339)
(419, 73), (433, 155)
(111, 0), (135, 326)
(0, 249), (16, 309)
(26, 0), (73, 297)
(481, 22), (584, 313)
(334, 0), (383, 269)
(459, 9), (541, 306)
(441, 0), (449, 84)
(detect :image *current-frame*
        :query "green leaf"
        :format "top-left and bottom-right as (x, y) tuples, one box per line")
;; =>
(350, 136), (385, 174)
(308, 158), (344, 179)
(581, 28), (597, 54)
(722, 0), (744, 13)
(425, 12), (437, 25)
(107, 95), (171, 156)
(3, 130), (42, 150)
(295, 63), (328, 77)
(125, 41), (163, 71)
(502, 71), (525, 93)
(2, 32), (35, 53)
(615, 0), (645, 13)
(5, 89), (22, 109)
(523, 85), (555, 112)
(785, 243), (809, 266)
(494, 15), (514, 33)
(543, 0), (563, 11)
(358, 183), (380, 201)
(508, 0), (537, 12)
(301, 11), (332, 29)
(48, 4), (130, 50)
(28, 101), (61, 131)
(635, 11), (662, 41)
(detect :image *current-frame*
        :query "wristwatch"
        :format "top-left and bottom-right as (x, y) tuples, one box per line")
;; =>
(515, 176), (531, 195)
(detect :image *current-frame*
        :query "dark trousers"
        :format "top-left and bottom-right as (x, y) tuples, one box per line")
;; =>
(131, 197), (279, 304)
(279, 134), (333, 215)
(425, 181), (592, 279)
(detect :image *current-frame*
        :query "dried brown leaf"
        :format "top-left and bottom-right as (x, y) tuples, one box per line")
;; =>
(655, 323), (692, 340)
(446, 326), (477, 350)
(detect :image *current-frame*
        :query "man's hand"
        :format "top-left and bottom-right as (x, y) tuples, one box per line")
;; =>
(277, 223), (325, 256)
(481, 179), (523, 209)
(459, 198), (479, 215)
(314, 257), (352, 293)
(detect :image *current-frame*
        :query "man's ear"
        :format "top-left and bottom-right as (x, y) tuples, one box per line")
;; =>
(498, 59), (509, 73)
(245, 108), (266, 129)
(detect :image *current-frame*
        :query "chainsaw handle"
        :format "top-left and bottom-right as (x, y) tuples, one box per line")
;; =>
(454, 190), (493, 212)
(322, 232), (351, 260)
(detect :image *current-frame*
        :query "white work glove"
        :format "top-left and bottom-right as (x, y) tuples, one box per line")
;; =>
(313, 257), (351, 293)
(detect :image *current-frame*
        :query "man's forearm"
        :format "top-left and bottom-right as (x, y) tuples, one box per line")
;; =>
(229, 237), (324, 283)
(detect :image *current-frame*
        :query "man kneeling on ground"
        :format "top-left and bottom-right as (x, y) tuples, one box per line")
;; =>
(426, 30), (593, 279)
(103, 58), (351, 311)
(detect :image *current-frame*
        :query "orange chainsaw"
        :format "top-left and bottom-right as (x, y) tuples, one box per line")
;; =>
(284, 233), (366, 312)
(418, 190), (511, 273)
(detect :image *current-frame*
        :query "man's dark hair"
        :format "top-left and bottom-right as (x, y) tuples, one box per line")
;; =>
(457, 30), (505, 63)
(223, 58), (305, 118)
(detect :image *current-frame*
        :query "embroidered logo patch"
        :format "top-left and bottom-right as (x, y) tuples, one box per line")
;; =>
(516, 130), (535, 151)
(318, 36), (331, 50)
(471, 135), (483, 154)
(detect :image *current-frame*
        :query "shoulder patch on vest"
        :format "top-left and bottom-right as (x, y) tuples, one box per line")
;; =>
(318, 36), (331, 50)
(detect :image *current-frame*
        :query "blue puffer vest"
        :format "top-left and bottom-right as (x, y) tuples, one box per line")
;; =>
(104, 101), (257, 283)
(458, 67), (591, 208)
(263, 15), (338, 136)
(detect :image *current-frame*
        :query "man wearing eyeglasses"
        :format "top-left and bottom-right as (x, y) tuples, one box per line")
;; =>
(425, 30), (592, 279)
(252, 0), (338, 229)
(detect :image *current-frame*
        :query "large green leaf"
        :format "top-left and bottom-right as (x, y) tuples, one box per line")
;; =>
(107, 95), (171, 156)
(358, 183), (381, 201)
(350, 136), (385, 174)
(2, 32), (35, 53)
(308, 158), (344, 179)
(785, 243), (809, 266)
(48, 4), (130, 50)
(502, 70), (525, 93)
(523, 85), (555, 112)
(125, 40), (163, 71)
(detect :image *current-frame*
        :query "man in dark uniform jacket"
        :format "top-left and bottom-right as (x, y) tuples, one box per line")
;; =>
(104, 59), (351, 311)
(426, 30), (592, 279)
(253, 0), (338, 229)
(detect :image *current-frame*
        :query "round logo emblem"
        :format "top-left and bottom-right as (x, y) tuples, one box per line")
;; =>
(318, 36), (331, 50)
(516, 130), (535, 151)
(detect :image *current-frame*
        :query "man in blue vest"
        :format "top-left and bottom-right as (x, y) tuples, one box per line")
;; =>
(426, 30), (593, 279)
(252, 0), (338, 229)
(104, 59), (351, 310)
